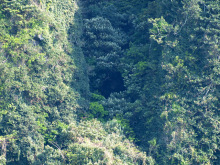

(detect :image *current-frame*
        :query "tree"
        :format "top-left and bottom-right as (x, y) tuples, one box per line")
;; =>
(83, 16), (126, 97)
(149, 0), (220, 164)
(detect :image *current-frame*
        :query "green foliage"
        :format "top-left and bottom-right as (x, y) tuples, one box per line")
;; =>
(65, 119), (151, 165)
(1, 0), (219, 164)
(0, 1), (150, 164)
(67, 144), (106, 165)
(91, 93), (105, 101)
(149, 16), (173, 44)
(89, 102), (107, 120)
(114, 115), (135, 142)
(82, 4), (127, 95)
(83, 0), (220, 164)
(0, 0), (88, 164)
(147, 0), (220, 164)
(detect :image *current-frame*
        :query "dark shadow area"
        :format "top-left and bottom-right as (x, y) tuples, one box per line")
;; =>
(99, 71), (126, 98)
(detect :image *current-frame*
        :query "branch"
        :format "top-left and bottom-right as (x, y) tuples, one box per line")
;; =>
(48, 141), (66, 162)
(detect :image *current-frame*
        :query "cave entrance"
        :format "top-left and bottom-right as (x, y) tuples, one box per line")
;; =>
(99, 71), (126, 98)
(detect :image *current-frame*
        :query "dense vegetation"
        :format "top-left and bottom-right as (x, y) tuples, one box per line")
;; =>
(0, 0), (219, 164)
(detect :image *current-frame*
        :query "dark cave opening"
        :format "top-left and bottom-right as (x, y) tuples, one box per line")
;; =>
(99, 71), (126, 98)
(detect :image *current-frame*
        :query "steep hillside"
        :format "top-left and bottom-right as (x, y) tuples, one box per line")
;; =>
(0, 0), (219, 165)
(81, 0), (220, 164)
(0, 0), (150, 164)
